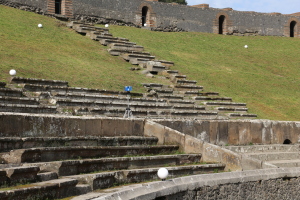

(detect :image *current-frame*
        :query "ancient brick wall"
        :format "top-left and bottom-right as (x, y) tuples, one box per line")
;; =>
(2, 0), (300, 36)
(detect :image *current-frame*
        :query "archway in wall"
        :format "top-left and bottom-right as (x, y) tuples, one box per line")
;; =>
(55, 0), (62, 14)
(283, 139), (292, 144)
(142, 6), (148, 26)
(219, 15), (225, 34)
(290, 21), (297, 37)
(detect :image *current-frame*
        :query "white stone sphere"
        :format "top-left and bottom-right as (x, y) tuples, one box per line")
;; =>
(244, 45), (248, 48)
(105, 24), (109, 28)
(9, 69), (16, 76)
(38, 24), (43, 28)
(157, 168), (168, 180)
(144, 23), (147, 27)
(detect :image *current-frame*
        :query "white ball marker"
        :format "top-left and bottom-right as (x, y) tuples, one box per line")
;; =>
(105, 24), (109, 28)
(38, 24), (43, 28)
(9, 69), (16, 76)
(157, 168), (169, 181)
(244, 45), (248, 48)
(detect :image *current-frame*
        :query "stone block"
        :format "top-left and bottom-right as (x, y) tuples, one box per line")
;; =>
(238, 121), (252, 145)
(5, 166), (40, 184)
(250, 120), (263, 144)
(184, 135), (203, 154)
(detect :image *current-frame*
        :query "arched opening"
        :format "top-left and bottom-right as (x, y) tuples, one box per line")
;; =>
(219, 15), (225, 34)
(283, 139), (292, 144)
(55, 0), (62, 14)
(142, 6), (148, 27)
(290, 21), (296, 37)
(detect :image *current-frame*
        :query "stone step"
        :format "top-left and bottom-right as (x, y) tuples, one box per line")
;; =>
(174, 85), (203, 91)
(53, 93), (166, 104)
(1, 145), (179, 164)
(204, 102), (246, 106)
(65, 164), (225, 191)
(0, 178), (78, 200)
(0, 82), (6, 88)
(267, 159), (300, 168)
(142, 83), (164, 89)
(37, 172), (58, 182)
(0, 104), (57, 114)
(108, 49), (145, 56)
(0, 88), (23, 97)
(88, 30), (111, 39)
(217, 107), (248, 112)
(0, 136), (158, 152)
(168, 99), (195, 105)
(56, 99), (173, 110)
(75, 26), (96, 34)
(121, 53), (155, 61)
(199, 92), (220, 96)
(24, 154), (201, 176)
(0, 96), (39, 105)
(194, 96), (232, 101)
(0, 166), (40, 186)
(244, 152), (300, 161)
(224, 144), (300, 153)
(100, 39), (135, 46)
(173, 105), (205, 110)
(174, 79), (197, 85)
(9, 77), (68, 87)
(170, 75), (187, 81)
(146, 62), (167, 72)
(158, 94), (184, 100)
(157, 60), (175, 67)
(154, 89), (173, 94)
(89, 108), (217, 119)
(229, 113), (257, 118)
(129, 58), (153, 65)
(23, 84), (143, 97)
(108, 43), (144, 52)
(95, 35), (128, 42)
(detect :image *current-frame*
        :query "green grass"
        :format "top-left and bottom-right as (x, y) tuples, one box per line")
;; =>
(1, 5), (300, 121)
(108, 26), (300, 121)
(0, 5), (169, 93)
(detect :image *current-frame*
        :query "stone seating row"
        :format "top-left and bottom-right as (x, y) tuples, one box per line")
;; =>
(9, 76), (68, 87)
(0, 96), (39, 105)
(0, 136), (158, 152)
(0, 104), (57, 114)
(1, 145), (179, 164)
(224, 144), (300, 168)
(23, 154), (201, 176)
(65, 163), (225, 191)
(0, 88), (23, 97)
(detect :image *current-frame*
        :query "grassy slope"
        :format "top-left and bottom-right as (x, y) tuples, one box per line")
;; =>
(0, 5), (169, 92)
(1, 6), (299, 121)
(109, 26), (300, 121)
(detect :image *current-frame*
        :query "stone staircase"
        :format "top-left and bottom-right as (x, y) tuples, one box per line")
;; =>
(67, 21), (257, 119)
(224, 144), (300, 168)
(0, 136), (225, 199)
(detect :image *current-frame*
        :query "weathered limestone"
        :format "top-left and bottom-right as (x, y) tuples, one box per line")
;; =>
(0, 88), (23, 97)
(1, 145), (179, 164)
(66, 164), (225, 191)
(0, 104), (57, 114)
(9, 77), (68, 87)
(23, 154), (201, 176)
(0, 96), (39, 105)
(0, 136), (158, 152)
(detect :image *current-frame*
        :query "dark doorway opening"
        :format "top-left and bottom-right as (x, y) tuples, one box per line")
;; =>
(283, 139), (292, 144)
(290, 21), (296, 37)
(219, 15), (225, 34)
(142, 6), (148, 26)
(55, 0), (62, 14)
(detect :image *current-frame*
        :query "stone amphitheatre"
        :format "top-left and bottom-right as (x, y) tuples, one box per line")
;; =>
(0, 0), (300, 199)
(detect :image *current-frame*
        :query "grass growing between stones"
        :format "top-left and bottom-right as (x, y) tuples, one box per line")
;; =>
(108, 26), (300, 121)
(0, 5), (170, 93)
(2, 5), (300, 120)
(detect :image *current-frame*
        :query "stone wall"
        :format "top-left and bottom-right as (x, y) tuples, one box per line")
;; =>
(154, 119), (300, 145)
(96, 168), (300, 199)
(2, 0), (300, 36)
(0, 113), (144, 137)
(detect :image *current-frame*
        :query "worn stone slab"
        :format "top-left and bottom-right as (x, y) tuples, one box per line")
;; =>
(0, 104), (57, 114)
(24, 154), (201, 176)
(9, 77), (68, 87)
(0, 88), (23, 97)
(5, 166), (40, 184)
(1, 145), (179, 164)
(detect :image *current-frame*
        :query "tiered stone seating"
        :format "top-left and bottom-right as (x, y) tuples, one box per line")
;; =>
(0, 136), (225, 199)
(224, 144), (300, 167)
